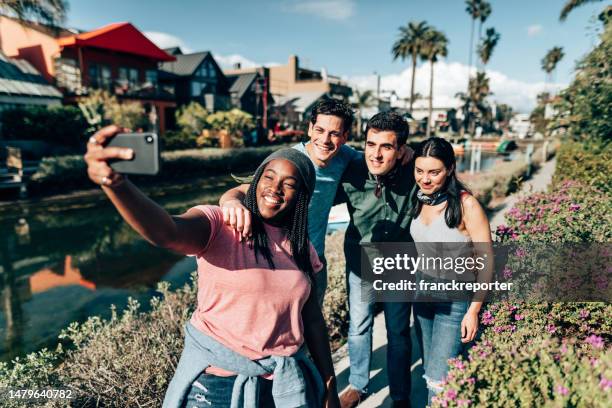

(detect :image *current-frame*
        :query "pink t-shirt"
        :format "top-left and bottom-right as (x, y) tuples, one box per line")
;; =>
(188, 205), (323, 376)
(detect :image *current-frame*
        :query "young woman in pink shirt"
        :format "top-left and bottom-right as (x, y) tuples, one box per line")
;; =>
(84, 125), (339, 408)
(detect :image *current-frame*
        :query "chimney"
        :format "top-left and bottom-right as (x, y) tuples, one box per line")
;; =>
(233, 62), (241, 69)
(288, 55), (298, 82)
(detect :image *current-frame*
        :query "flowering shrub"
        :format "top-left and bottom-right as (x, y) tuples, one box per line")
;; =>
(434, 165), (612, 406)
(552, 141), (611, 195)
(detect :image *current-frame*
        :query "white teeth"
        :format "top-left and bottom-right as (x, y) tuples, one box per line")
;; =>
(264, 196), (282, 204)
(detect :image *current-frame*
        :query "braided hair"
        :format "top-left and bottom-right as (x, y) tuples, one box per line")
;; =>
(243, 163), (315, 282)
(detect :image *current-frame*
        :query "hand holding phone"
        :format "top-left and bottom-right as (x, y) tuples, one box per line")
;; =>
(106, 132), (160, 176)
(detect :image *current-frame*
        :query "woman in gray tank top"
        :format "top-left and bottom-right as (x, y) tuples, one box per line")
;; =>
(408, 137), (493, 404)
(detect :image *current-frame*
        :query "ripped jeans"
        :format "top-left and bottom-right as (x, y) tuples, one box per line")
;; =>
(414, 301), (469, 404)
(182, 372), (275, 407)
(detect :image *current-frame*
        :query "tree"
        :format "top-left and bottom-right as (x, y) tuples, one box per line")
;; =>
(78, 90), (147, 132)
(392, 20), (430, 113)
(477, 27), (500, 68)
(476, 1), (492, 70)
(559, 0), (603, 21)
(420, 28), (449, 137)
(541, 46), (565, 92)
(457, 72), (493, 134)
(0, 0), (67, 26)
(351, 89), (375, 139)
(465, 1), (491, 81)
(176, 102), (209, 135)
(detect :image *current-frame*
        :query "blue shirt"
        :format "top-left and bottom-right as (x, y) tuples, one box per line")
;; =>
(292, 143), (361, 257)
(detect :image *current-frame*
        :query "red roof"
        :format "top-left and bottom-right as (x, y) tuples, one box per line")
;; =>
(58, 22), (175, 62)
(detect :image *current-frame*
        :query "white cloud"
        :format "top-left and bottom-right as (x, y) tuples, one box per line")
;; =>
(144, 31), (193, 53)
(213, 54), (280, 69)
(527, 24), (543, 37)
(283, 0), (355, 21)
(346, 60), (565, 113)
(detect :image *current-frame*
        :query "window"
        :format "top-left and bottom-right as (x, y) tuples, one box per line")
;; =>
(145, 69), (158, 86)
(119, 67), (140, 87)
(129, 68), (139, 85)
(88, 64), (99, 87)
(207, 62), (216, 79)
(100, 66), (111, 88)
(196, 64), (208, 78)
(191, 81), (207, 97)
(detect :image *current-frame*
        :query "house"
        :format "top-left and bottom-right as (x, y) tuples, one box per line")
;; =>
(159, 47), (230, 117)
(0, 51), (62, 113)
(2, 17), (177, 134)
(225, 55), (352, 127)
(225, 68), (274, 124)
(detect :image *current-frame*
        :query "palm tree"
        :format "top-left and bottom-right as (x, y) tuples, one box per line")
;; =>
(458, 71), (492, 135)
(392, 20), (430, 113)
(420, 29), (449, 137)
(477, 27), (500, 68)
(0, 0), (67, 25)
(559, 0), (603, 21)
(352, 89), (375, 139)
(476, 0), (492, 71)
(465, 1), (491, 78)
(541, 46), (565, 86)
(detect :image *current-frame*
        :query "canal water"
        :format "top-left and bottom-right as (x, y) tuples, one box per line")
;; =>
(0, 151), (509, 363)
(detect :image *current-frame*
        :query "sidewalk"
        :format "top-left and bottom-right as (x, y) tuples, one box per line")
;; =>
(332, 157), (557, 407)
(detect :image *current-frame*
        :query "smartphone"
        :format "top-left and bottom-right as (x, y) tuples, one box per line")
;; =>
(107, 132), (160, 175)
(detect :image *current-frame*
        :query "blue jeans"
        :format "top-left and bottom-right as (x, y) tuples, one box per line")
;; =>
(182, 372), (274, 407)
(414, 301), (469, 403)
(346, 270), (412, 401)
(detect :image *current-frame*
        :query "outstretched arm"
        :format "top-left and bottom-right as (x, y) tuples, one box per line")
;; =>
(302, 293), (339, 408)
(85, 125), (211, 255)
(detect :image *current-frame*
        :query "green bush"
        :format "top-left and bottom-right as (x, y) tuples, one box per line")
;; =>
(0, 106), (88, 148)
(161, 130), (198, 151)
(551, 20), (611, 143)
(436, 168), (612, 407)
(553, 140), (611, 194)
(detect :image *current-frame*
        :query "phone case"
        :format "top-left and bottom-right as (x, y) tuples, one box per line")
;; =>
(107, 133), (160, 175)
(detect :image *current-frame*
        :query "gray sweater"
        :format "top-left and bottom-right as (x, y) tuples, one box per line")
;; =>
(162, 322), (324, 408)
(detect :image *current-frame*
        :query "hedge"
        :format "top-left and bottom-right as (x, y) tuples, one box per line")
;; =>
(433, 167), (611, 407)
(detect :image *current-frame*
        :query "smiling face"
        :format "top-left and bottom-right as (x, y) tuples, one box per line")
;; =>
(414, 156), (451, 195)
(255, 159), (301, 221)
(306, 114), (348, 167)
(365, 129), (400, 176)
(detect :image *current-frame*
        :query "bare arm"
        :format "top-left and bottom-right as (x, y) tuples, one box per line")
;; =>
(85, 125), (211, 255)
(460, 194), (494, 342)
(302, 292), (339, 408)
(219, 184), (252, 240)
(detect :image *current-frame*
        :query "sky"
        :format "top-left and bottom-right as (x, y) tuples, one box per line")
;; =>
(65, 0), (607, 112)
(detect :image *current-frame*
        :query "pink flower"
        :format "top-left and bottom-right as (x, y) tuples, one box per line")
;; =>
(579, 309), (590, 319)
(514, 314), (524, 321)
(569, 203), (581, 211)
(585, 335), (604, 349)
(555, 385), (569, 396)
(466, 377), (476, 385)
(515, 248), (527, 258)
(446, 389), (458, 401)
(503, 266), (513, 279)
(457, 399), (472, 407)
(599, 377), (612, 390)
(482, 310), (494, 325)
(546, 324), (557, 334)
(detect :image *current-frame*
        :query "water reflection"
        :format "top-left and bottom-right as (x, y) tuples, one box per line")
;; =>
(0, 176), (234, 362)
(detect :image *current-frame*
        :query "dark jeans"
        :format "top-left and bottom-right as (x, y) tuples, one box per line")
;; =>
(182, 372), (275, 407)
